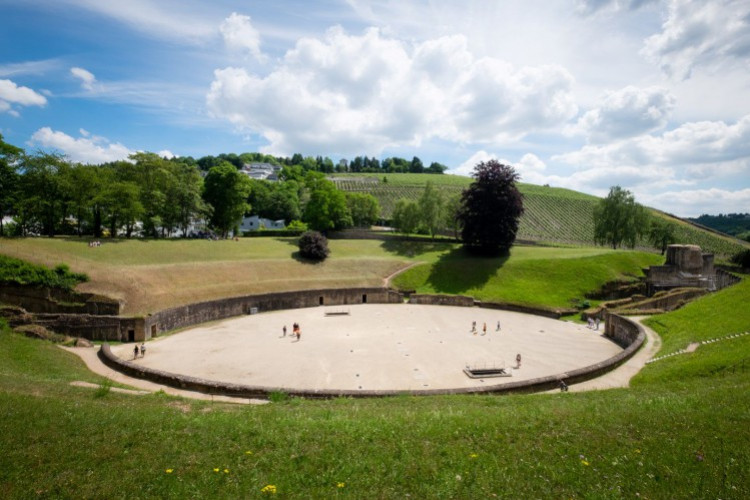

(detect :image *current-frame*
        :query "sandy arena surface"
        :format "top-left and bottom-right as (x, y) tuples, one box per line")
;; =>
(110, 304), (622, 392)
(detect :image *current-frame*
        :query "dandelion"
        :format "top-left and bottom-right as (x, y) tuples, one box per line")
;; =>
(165, 469), (174, 474)
(245, 450), (253, 455)
(581, 460), (590, 466)
(224, 469), (230, 474)
(469, 453), (479, 459)
(261, 484), (277, 495)
(213, 468), (220, 473)
(337, 482), (345, 488)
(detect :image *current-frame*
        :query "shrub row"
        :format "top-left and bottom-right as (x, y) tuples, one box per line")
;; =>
(0, 255), (88, 291)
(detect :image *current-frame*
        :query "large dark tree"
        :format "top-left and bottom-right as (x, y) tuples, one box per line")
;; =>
(0, 134), (23, 236)
(457, 160), (524, 256)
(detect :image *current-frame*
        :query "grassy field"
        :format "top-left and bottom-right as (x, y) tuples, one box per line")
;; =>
(392, 247), (663, 309)
(1, 272), (749, 498)
(332, 173), (750, 256)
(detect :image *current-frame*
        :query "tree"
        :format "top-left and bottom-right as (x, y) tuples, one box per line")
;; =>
(202, 162), (252, 238)
(346, 192), (380, 227)
(443, 192), (463, 240)
(648, 218), (677, 255)
(593, 186), (648, 249)
(391, 198), (420, 234)
(17, 152), (70, 237)
(427, 161), (448, 174)
(457, 160), (524, 256)
(302, 175), (352, 232)
(0, 134), (23, 236)
(417, 182), (444, 238)
(298, 231), (330, 261)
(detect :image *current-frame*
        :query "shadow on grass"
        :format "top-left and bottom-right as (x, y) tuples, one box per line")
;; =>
(379, 238), (455, 258)
(424, 246), (508, 295)
(290, 250), (327, 265)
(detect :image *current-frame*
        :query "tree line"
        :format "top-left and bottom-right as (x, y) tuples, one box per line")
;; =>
(0, 134), (384, 239)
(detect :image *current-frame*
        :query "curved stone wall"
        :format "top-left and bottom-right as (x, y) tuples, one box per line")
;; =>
(100, 307), (646, 399)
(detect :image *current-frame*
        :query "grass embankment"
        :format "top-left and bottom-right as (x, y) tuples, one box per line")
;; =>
(2, 281), (749, 498)
(0, 238), (415, 315)
(392, 247), (663, 309)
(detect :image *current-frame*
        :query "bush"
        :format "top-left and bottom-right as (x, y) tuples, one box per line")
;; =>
(731, 249), (750, 268)
(0, 255), (89, 290)
(298, 231), (330, 261)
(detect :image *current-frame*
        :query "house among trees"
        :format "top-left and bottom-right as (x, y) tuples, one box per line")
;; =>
(239, 162), (281, 181)
(240, 215), (285, 232)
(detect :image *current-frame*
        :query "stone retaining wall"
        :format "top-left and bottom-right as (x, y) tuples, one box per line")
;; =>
(408, 294), (474, 307)
(477, 300), (568, 319)
(99, 311), (646, 399)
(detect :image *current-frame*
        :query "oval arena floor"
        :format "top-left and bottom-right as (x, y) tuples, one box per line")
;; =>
(111, 304), (621, 392)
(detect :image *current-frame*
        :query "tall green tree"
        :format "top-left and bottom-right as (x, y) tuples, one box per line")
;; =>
(346, 192), (380, 227)
(0, 134), (23, 236)
(443, 192), (463, 240)
(303, 174), (352, 232)
(202, 162), (252, 238)
(17, 152), (70, 237)
(458, 160), (524, 256)
(60, 164), (102, 236)
(417, 182), (444, 238)
(593, 186), (648, 249)
(391, 198), (420, 234)
(648, 218), (677, 255)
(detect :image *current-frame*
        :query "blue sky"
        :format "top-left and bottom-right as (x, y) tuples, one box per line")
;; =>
(1, 0), (749, 217)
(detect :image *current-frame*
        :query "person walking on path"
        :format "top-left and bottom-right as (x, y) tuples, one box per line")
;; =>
(140, 343), (146, 357)
(133, 345), (139, 359)
(482, 322), (487, 336)
(282, 325), (287, 337)
(516, 353), (522, 368)
(496, 320), (501, 332)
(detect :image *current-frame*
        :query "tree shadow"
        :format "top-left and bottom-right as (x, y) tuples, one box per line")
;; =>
(379, 238), (456, 258)
(423, 246), (509, 295)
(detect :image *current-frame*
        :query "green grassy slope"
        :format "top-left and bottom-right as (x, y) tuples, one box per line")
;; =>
(332, 173), (749, 256)
(392, 246), (663, 309)
(2, 272), (749, 498)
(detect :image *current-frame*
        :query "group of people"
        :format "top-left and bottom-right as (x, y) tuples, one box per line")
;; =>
(471, 320), (502, 336)
(586, 316), (601, 330)
(88, 240), (102, 247)
(133, 342), (146, 359)
(283, 323), (302, 341)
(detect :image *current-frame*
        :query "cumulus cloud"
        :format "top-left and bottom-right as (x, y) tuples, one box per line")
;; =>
(640, 187), (750, 217)
(220, 12), (265, 62)
(576, 0), (657, 15)
(30, 127), (133, 164)
(642, 0), (750, 79)
(0, 79), (47, 115)
(207, 27), (577, 155)
(555, 115), (750, 182)
(71, 67), (97, 91)
(572, 86), (675, 143)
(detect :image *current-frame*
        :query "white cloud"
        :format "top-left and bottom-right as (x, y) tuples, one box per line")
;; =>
(572, 86), (675, 143)
(555, 115), (750, 181)
(221, 12), (265, 62)
(0, 79), (48, 113)
(71, 67), (97, 90)
(449, 150), (500, 176)
(640, 187), (750, 217)
(642, 0), (750, 79)
(158, 149), (176, 159)
(63, 0), (218, 44)
(207, 27), (577, 155)
(30, 127), (133, 164)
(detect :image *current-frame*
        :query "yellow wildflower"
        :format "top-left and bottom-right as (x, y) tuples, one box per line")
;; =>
(581, 460), (590, 466)
(261, 484), (277, 495)
(337, 482), (345, 488)
(165, 469), (173, 474)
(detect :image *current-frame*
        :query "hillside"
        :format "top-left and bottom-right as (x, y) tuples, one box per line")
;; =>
(0, 246), (748, 498)
(332, 173), (749, 256)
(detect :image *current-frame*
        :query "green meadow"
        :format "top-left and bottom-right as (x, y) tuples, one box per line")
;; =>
(1, 237), (749, 498)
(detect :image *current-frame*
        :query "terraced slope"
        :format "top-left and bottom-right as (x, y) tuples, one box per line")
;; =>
(332, 173), (749, 255)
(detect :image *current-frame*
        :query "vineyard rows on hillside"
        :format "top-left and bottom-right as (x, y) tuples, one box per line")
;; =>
(332, 175), (749, 256)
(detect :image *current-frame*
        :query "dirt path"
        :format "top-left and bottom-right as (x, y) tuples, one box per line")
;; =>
(563, 317), (661, 392)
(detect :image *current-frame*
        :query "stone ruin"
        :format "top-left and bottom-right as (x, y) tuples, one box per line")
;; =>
(644, 244), (738, 295)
